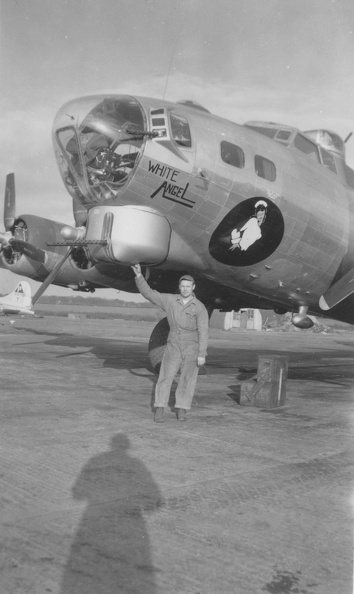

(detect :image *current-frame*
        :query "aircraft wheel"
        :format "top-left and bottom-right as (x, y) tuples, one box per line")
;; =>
(148, 317), (170, 374)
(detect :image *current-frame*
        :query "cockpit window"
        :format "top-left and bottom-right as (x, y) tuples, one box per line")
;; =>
(320, 147), (337, 173)
(246, 125), (277, 139)
(305, 129), (345, 157)
(246, 125), (292, 145)
(275, 129), (291, 142)
(294, 134), (320, 162)
(170, 113), (192, 147)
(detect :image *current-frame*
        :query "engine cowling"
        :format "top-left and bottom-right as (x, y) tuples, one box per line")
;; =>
(85, 205), (171, 265)
(0, 214), (71, 278)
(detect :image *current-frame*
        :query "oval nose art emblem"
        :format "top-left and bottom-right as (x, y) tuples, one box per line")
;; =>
(209, 197), (284, 267)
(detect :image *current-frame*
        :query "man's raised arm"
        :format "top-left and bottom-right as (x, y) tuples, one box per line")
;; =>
(131, 264), (166, 309)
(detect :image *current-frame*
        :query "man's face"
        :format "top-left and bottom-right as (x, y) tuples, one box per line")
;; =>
(179, 280), (195, 299)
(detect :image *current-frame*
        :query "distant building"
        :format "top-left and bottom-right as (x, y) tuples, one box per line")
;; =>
(210, 309), (263, 331)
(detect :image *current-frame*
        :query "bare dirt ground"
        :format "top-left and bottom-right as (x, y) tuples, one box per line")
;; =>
(0, 316), (353, 594)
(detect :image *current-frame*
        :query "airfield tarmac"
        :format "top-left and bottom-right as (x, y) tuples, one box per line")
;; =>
(0, 316), (353, 594)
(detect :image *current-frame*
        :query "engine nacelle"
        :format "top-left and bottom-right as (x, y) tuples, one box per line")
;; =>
(0, 214), (71, 278)
(85, 205), (171, 265)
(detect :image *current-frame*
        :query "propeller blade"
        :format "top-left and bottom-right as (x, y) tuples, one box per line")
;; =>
(4, 173), (16, 231)
(32, 247), (72, 305)
(9, 238), (47, 264)
(72, 197), (88, 227)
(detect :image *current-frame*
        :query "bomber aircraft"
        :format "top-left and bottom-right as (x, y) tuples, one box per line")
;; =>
(1, 95), (354, 366)
(0, 280), (33, 316)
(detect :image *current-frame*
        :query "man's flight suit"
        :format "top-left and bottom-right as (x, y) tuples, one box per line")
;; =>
(135, 275), (209, 410)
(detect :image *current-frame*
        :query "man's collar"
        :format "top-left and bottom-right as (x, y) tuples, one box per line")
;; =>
(177, 293), (196, 305)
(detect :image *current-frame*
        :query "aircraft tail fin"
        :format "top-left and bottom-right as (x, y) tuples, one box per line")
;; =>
(0, 280), (34, 315)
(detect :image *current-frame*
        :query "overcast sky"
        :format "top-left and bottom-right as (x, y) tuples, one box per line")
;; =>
(0, 0), (353, 297)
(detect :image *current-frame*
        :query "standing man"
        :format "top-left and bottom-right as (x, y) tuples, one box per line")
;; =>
(131, 264), (209, 423)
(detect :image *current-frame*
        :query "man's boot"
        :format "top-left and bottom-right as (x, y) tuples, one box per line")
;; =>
(176, 408), (187, 421)
(154, 407), (164, 423)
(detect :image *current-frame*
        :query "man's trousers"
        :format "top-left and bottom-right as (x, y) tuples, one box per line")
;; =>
(154, 337), (199, 410)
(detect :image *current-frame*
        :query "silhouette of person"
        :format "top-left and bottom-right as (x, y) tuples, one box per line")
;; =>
(61, 434), (162, 594)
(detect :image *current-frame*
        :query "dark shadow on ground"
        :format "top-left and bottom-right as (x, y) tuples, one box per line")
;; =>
(14, 327), (151, 370)
(61, 433), (162, 594)
(10, 327), (354, 386)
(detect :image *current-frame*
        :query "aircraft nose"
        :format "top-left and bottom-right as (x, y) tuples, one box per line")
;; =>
(52, 95), (146, 207)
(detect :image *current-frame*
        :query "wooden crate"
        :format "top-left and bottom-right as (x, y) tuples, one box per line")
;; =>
(253, 355), (288, 408)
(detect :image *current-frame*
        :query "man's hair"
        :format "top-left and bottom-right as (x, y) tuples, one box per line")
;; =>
(179, 274), (195, 284)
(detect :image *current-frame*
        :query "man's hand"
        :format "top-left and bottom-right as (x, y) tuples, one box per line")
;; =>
(197, 356), (205, 367)
(131, 263), (142, 277)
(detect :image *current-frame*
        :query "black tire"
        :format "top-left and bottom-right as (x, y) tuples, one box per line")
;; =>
(148, 317), (170, 374)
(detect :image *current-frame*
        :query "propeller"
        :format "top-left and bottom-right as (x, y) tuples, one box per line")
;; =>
(9, 238), (47, 264)
(4, 172), (16, 230)
(1, 173), (85, 306)
(32, 247), (73, 305)
(319, 267), (354, 310)
(0, 173), (47, 263)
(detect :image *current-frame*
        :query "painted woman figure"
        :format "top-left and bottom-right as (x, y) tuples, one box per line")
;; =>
(229, 200), (267, 252)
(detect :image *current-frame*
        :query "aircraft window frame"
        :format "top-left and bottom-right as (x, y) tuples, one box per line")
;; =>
(57, 127), (82, 169)
(150, 109), (168, 139)
(319, 147), (337, 174)
(151, 117), (166, 127)
(246, 125), (277, 139)
(275, 129), (291, 142)
(220, 141), (245, 169)
(56, 126), (89, 191)
(294, 134), (320, 163)
(169, 112), (192, 148)
(254, 155), (276, 182)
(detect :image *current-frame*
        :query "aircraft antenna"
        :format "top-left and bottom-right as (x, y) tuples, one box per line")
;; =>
(162, 2), (185, 101)
(344, 132), (353, 144)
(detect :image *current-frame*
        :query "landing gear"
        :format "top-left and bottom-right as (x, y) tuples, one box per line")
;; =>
(148, 317), (170, 374)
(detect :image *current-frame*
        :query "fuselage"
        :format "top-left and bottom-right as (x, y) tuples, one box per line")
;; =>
(51, 94), (354, 320)
(2, 94), (354, 324)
